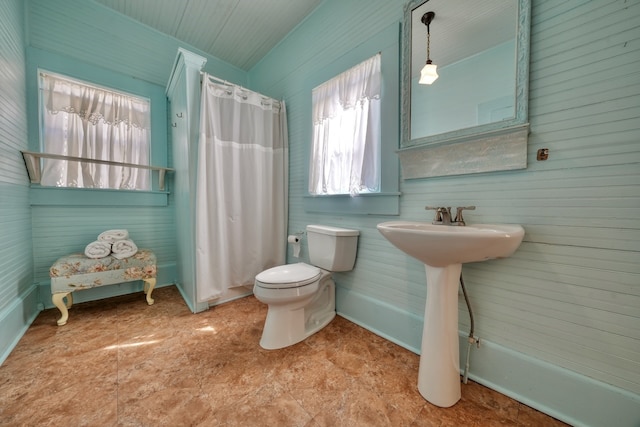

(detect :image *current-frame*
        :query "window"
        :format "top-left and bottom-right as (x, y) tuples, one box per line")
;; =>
(38, 71), (151, 190)
(308, 53), (381, 196)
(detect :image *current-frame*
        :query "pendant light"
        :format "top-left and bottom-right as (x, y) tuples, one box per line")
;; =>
(419, 11), (439, 85)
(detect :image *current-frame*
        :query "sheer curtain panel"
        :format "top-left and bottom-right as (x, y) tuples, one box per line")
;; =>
(39, 72), (151, 190)
(195, 77), (288, 301)
(309, 53), (381, 196)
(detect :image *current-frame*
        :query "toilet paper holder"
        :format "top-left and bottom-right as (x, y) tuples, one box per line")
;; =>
(287, 235), (300, 243)
(288, 231), (305, 240)
(288, 232), (304, 257)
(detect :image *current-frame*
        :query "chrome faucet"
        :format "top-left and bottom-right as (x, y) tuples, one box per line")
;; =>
(425, 205), (475, 226)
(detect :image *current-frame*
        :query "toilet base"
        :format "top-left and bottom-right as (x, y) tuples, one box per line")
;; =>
(258, 277), (335, 350)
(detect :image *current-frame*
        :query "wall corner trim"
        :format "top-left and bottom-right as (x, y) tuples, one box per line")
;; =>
(0, 284), (41, 366)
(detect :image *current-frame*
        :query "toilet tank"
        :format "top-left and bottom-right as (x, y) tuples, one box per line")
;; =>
(306, 225), (359, 271)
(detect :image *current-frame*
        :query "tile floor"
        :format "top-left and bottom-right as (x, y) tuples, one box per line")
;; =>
(0, 286), (569, 426)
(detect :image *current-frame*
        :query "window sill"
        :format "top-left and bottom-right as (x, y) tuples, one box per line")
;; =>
(303, 192), (401, 216)
(30, 186), (169, 207)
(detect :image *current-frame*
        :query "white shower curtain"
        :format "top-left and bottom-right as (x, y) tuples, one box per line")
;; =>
(195, 75), (288, 302)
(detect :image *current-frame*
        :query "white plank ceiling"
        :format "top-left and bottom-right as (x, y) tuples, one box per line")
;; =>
(94, 0), (323, 71)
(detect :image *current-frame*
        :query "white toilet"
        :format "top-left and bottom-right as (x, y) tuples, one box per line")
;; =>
(253, 224), (359, 350)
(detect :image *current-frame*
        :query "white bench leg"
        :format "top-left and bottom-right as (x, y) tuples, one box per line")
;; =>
(143, 278), (156, 305)
(52, 292), (72, 326)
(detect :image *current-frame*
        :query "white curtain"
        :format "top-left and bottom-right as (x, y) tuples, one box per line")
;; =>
(309, 53), (381, 196)
(40, 73), (150, 190)
(195, 76), (288, 301)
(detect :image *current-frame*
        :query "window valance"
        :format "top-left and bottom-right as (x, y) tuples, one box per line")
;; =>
(312, 53), (381, 123)
(41, 72), (150, 129)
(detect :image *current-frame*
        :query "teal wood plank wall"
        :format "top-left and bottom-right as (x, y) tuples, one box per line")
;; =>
(249, 0), (640, 424)
(0, 0), (37, 363)
(0, 0), (31, 306)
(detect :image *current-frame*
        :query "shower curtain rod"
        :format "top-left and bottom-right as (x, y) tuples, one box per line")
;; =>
(200, 71), (237, 88)
(199, 71), (281, 106)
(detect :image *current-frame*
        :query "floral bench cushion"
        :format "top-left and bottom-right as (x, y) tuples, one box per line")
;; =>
(50, 249), (157, 293)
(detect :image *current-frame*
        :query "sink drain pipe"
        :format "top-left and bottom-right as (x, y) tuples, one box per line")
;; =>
(459, 273), (476, 384)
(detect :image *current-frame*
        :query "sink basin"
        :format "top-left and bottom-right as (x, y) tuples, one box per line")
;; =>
(376, 221), (524, 268)
(377, 220), (524, 408)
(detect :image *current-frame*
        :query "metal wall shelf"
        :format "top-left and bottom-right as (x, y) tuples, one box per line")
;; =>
(21, 151), (173, 191)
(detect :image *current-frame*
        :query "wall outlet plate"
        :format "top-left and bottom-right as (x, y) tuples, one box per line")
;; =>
(537, 148), (549, 160)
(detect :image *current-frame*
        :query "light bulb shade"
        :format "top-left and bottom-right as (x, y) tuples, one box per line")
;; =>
(419, 63), (439, 85)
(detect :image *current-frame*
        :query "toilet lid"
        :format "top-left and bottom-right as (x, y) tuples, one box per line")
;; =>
(255, 263), (321, 289)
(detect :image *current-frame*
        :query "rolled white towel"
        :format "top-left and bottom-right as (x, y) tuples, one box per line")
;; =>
(98, 229), (129, 243)
(84, 241), (112, 259)
(111, 239), (138, 259)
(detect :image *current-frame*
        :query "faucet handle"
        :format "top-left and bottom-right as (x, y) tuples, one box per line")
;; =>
(454, 206), (476, 224)
(425, 206), (443, 222)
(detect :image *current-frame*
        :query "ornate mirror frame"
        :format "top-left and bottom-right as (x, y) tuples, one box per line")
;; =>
(398, 0), (531, 179)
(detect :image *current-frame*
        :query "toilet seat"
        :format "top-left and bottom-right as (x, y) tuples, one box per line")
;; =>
(255, 262), (321, 289)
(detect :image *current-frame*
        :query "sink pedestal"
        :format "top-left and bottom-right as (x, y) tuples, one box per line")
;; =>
(376, 220), (525, 407)
(419, 263), (462, 407)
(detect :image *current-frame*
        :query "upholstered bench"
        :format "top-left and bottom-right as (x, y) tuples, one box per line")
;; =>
(49, 249), (157, 326)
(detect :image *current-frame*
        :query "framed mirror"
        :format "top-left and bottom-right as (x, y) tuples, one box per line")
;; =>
(398, 0), (531, 178)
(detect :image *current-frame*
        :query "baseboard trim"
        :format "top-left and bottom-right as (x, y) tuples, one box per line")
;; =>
(463, 337), (640, 427)
(336, 286), (422, 354)
(336, 286), (640, 427)
(0, 284), (41, 365)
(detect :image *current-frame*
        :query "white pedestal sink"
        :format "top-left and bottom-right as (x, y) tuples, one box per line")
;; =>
(377, 221), (524, 407)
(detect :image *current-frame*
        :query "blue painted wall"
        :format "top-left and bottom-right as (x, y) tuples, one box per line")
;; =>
(0, 0), (38, 364)
(25, 45), (176, 300)
(249, 0), (640, 425)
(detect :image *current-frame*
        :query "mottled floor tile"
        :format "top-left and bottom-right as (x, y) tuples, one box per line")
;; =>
(118, 386), (213, 427)
(208, 381), (312, 426)
(0, 285), (569, 426)
(306, 380), (397, 427)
